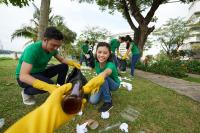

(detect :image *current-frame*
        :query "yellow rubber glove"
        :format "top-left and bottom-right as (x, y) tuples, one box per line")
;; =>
(67, 60), (81, 69)
(83, 75), (104, 94)
(117, 50), (121, 57)
(32, 79), (58, 93)
(5, 83), (86, 133)
(122, 53), (128, 60)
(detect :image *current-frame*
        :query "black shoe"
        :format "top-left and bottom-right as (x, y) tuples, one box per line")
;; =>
(98, 102), (113, 112)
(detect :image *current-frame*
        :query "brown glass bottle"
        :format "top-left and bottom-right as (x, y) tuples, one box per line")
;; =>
(62, 81), (83, 114)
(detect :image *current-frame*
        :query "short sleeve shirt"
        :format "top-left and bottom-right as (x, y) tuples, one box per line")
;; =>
(95, 61), (120, 85)
(131, 42), (140, 55)
(16, 41), (58, 78)
(110, 39), (120, 53)
(81, 43), (89, 54)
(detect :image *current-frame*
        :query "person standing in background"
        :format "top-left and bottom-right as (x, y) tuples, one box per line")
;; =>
(109, 36), (125, 68)
(117, 42), (128, 72)
(123, 35), (140, 77)
(80, 40), (89, 66)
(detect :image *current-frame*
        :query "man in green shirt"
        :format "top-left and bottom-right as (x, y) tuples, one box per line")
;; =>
(80, 40), (89, 66)
(109, 37), (125, 68)
(16, 27), (81, 105)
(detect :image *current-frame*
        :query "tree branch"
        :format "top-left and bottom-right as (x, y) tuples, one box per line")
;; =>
(128, 0), (144, 25)
(121, 0), (137, 31)
(145, 0), (164, 25)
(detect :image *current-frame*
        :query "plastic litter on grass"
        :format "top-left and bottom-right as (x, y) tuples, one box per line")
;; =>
(0, 118), (5, 128)
(121, 82), (133, 91)
(101, 111), (110, 119)
(120, 106), (140, 122)
(119, 123), (129, 132)
(98, 122), (121, 133)
(76, 122), (88, 133)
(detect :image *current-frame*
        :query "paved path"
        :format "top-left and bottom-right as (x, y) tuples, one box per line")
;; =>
(135, 70), (200, 102)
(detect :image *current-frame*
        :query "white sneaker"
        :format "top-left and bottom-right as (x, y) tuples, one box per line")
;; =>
(21, 90), (36, 105)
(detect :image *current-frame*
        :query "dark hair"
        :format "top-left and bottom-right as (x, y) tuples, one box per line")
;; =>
(85, 40), (89, 44)
(126, 42), (130, 50)
(95, 42), (113, 62)
(119, 36), (125, 42)
(125, 35), (132, 42)
(43, 26), (63, 40)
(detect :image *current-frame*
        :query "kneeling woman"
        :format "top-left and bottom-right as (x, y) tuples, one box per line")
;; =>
(85, 42), (120, 112)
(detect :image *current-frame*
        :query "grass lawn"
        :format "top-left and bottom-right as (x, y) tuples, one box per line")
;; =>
(0, 58), (200, 133)
(182, 76), (200, 84)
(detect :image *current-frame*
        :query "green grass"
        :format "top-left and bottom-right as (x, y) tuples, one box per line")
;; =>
(0, 59), (200, 133)
(182, 76), (200, 83)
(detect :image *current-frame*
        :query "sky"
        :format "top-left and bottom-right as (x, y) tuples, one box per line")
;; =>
(0, 0), (191, 53)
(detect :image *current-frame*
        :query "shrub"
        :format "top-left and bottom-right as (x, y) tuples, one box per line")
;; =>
(185, 60), (200, 74)
(136, 58), (187, 78)
(136, 61), (148, 71)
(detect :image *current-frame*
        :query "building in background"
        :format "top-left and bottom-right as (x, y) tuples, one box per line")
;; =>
(183, 0), (200, 59)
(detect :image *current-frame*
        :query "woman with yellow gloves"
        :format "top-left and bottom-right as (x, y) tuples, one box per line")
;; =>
(122, 35), (140, 77)
(83, 42), (120, 112)
(5, 80), (102, 133)
(16, 27), (81, 105)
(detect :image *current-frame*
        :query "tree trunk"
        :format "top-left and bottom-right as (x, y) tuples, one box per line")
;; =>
(125, 0), (162, 55)
(134, 25), (154, 56)
(37, 0), (50, 40)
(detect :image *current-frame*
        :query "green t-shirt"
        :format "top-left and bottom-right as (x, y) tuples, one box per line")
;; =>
(16, 41), (58, 78)
(131, 42), (140, 55)
(110, 38), (120, 53)
(81, 43), (89, 54)
(95, 61), (120, 85)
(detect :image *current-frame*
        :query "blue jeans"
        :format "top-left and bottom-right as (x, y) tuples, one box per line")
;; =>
(17, 63), (68, 95)
(89, 77), (120, 104)
(80, 54), (89, 66)
(113, 54), (118, 68)
(131, 54), (140, 76)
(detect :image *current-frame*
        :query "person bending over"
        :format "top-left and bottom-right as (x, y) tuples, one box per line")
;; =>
(16, 26), (80, 105)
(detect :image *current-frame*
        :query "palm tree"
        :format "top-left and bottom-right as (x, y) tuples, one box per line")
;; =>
(11, 3), (76, 46)
(11, 3), (40, 45)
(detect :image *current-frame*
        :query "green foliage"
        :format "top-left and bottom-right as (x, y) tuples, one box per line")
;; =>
(191, 44), (200, 57)
(2, 0), (33, 7)
(136, 58), (188, 78)
(49, 15), (77, 44)
(11, 26), (37, 42)
(153, 17), (188, 58)
(59, 43), (80, 59)
(78, 26), (110, 45)
(75, 40), (84, 58)
(185, 60), (200, 74)
(178, 50), (194, 58)
(11, 3), (76, 49)
(135, 61), (148, 71)
(151, 59), (187, 78)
